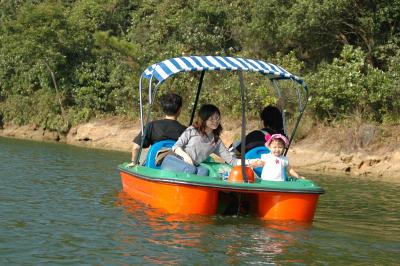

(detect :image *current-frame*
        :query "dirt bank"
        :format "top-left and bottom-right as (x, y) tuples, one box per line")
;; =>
(1, 118), (399, 182)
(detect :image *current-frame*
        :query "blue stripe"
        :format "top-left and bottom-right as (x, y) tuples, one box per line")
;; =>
(224, 57), (243, 69)
(252, 62), (270, 75)
(153, 69), (165, 82)
(255, 60), (272, 74)
(247, 59), (260, 69)
(158, 62), (174, 78)
(241, 58), (259, 70)
(143, 67), (154, 79)
(250, 61), (262, 72)
(213, 57), (231, 69)
(190, 56), (204, 68)
(141, 56), (305, 86)
(266, 63), (279, 72)
(275, 65), (291, 77)
(180, 57), (196, 71)
(169, 58), (183, 71)
(202, 57), (220, 69)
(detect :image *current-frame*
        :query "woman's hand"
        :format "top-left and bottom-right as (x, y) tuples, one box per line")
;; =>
(181, 153), (194, 165)
(174, 147), (194, 165)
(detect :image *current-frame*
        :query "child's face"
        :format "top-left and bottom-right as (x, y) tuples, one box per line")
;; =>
(267, 139), (285, 156)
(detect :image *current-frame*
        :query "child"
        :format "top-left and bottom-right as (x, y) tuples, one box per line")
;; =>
(249, 134), (305, 181)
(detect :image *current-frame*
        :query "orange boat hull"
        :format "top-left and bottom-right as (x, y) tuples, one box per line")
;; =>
(120, 172), (320, 222)
(121, 172), (219, 215)
(257, 193), (319, 221)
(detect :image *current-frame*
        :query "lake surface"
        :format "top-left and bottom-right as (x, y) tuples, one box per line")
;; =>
(1, 137), (399, 265)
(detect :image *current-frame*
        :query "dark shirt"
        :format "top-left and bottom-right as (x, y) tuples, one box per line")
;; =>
(133, 119), (186, 148)
(235, 127), (285, 153)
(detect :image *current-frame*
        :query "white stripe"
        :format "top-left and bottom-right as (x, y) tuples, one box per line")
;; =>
(245, 59), (264, 71)
(144, 69), (153, 76)
(275, 65), (291, 77)
(267, 63), (282, 74)
(206, 56), (227, 69)
(196, 56), (214, 69)
(229, 57), (249, 70)
(292, 74), (301, 81)
(174, 57), (191, 71)
(164, 60), (180, 74)
(236, 58), (254, 70)
(144, 63), (157, 75)
(154, 65), (169, 80)
(257, 60), (274, 72)
(216, 56), (237, 69)
(185, 57), (204, 71)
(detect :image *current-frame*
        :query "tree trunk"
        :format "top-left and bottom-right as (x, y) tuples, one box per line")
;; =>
(44, 60), (65, 117)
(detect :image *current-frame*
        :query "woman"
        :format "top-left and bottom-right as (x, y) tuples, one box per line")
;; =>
(161, 104), (239, 176)
(234, 105), (286, 154)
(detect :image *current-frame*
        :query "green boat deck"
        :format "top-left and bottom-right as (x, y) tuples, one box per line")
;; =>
(118, 162), (325, 194)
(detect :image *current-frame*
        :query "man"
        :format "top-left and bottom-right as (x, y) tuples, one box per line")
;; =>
(128, 93), (186, 166)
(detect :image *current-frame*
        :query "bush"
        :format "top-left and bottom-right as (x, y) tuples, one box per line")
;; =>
(307, 45), (399, 123)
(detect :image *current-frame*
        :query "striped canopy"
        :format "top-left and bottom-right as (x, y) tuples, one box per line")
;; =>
(142, 56), (305, 86)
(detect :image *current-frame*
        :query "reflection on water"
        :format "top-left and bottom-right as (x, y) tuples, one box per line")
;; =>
(1, 137), (399, 265)
(117, 192), (209, 248)
(116, 191), (314, 264)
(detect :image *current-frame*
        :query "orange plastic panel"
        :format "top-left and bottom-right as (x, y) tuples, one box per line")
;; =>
(120, 172), (218, 215)
(257, 192), (320, 222)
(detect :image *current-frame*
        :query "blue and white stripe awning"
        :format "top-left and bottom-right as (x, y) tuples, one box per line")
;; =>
(142, 56), (305, 86)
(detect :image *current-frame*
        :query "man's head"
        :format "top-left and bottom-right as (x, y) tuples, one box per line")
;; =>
(260, 105), (284, 132)
(160, 93), (182, 115)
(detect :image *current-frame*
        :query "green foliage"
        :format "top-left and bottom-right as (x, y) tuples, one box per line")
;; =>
(0, 2), (69, 95)
(72, 56), (136, 116)
(0, 0), (399, 130)
(308, 45), (399, 122)
(0, 89), (70, 132)
(0, 94), (33, 125)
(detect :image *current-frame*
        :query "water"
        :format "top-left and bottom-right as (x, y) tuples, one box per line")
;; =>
(1, 137), (399, 265)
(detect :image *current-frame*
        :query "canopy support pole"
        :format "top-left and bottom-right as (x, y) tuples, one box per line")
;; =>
(189, 71), (205, 126)
(272, 79), (287, 136)
(284, 84), (309, 156)
(238, 71), (249, 183)
(136, 77), (160, 165)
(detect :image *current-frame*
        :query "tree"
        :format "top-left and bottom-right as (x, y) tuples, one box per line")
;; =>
(0, 2), (71, 115)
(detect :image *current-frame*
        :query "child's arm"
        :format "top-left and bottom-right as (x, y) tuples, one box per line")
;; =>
(237, 159), (264, 167)
(246, 159), (264, 168)
(287, 164), (305, 179)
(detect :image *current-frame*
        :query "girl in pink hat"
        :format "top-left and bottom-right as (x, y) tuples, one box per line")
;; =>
(249, 134), (305, 181)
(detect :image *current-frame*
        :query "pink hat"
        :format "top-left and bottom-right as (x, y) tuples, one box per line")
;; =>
(265, 134), (289, 148)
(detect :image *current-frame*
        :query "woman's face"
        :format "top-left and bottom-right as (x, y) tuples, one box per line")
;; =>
(205, 113), (221, 130)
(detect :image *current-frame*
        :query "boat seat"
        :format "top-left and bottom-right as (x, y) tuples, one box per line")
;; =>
(145, 139), (176, 169)
(245, 146), (270, 177)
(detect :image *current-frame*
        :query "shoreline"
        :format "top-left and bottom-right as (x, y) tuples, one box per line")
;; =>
(1, 118), (399, 183)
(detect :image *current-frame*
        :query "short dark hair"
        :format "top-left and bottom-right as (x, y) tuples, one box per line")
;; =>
(159, 93), (182, 115)
(260, 105), (284, 134)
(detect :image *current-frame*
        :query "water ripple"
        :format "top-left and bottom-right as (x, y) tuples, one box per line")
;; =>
(1, 137), (399, 265)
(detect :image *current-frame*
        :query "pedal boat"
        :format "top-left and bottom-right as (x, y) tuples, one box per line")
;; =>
(119, 162), (324, 222)
(119, 56), (325, 222)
